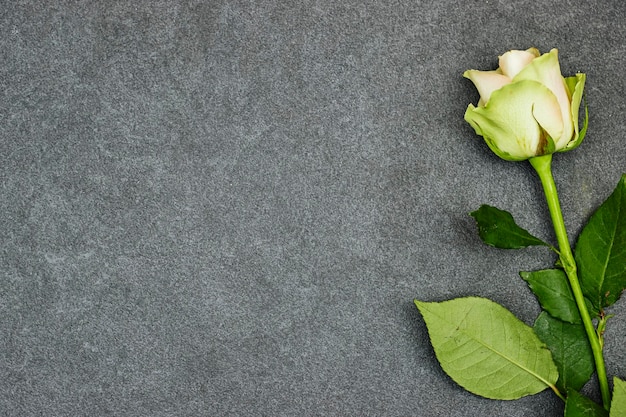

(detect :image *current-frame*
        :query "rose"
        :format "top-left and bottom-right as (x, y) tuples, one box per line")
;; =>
(463, 48), (587, 161)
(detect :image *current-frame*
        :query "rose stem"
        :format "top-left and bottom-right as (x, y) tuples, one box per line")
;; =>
(529, 154), (610, 410)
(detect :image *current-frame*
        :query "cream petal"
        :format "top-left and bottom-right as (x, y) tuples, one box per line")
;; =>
(525, 47), (541, 58)
(463, 70), (511, 106)
(499, 49), (539, 79)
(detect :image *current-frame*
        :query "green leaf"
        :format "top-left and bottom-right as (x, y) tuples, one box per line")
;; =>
(565, 389), (609, 417)
(533, 312), (594, 393)
(610, 377), (626, 417)
(414, 297), (558, 400)
(521, 269), (582, 323)
(575, 174), (626, 311)
(470, 205), (549, 249)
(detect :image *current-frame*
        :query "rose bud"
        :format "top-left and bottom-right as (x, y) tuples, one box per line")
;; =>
(464, 48), (586, 161)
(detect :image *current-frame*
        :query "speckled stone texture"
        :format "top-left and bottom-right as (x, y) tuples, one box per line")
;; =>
(1, 1), (625, 416)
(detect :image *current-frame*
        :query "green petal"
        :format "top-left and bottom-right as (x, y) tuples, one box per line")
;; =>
(513, 49), (574, 149)
(564, 75), (578, 96)
(560, 73), (587, 151)
(464, 80), (562, 161)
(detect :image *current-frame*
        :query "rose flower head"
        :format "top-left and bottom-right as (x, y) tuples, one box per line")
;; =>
(464, 48), (586, 161)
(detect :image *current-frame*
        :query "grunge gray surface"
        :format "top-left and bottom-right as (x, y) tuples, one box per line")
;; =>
(1, 1), (625, 416)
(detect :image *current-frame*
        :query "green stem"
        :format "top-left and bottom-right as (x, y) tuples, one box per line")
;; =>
(550, 383), (567, 402)
(529, 154), (611, 410)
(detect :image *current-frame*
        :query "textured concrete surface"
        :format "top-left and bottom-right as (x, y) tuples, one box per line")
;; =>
(1, 1), (625, 415)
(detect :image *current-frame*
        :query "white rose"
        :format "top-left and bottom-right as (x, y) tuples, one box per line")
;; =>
(464, 48), (586, 161)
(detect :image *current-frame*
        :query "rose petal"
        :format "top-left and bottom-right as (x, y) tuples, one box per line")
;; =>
(464, 80), (563, 160)
(499, 49), (540, 79)
(463, 70), (511, 106)
(560, 73), (587, 151)
(513, 49), (573, 150)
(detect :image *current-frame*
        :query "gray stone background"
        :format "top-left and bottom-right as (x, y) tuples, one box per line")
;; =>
(1, 1), (625, 416)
